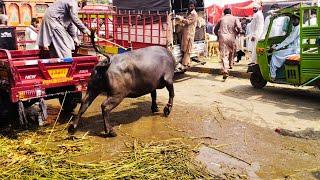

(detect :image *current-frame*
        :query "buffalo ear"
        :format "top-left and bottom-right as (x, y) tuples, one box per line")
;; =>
(95, 64), (108, 74)
(95, 60), (110, 75)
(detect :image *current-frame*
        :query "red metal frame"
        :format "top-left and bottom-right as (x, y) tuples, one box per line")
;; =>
(0, 49), (98, 103)
(79, 8), (169, 50)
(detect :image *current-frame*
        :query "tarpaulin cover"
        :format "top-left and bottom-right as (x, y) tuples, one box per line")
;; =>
(226, 1), (253, 17)
(113, 0), (170, 11)
(206, 0), (254, 24)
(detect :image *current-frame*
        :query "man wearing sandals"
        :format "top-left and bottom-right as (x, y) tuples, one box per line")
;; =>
(214, 8), (241, 79)
(176, 0), (198, 71)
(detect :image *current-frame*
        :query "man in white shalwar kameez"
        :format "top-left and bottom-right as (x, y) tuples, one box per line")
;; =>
(249, 2), (264, 65)
(270, 15), (300, 80)
(37, 0), (90, 58)
(245, 21), (253, 52)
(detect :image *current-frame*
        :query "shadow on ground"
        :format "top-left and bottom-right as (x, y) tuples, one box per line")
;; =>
(222, 84), (320, 121)
(73, 100), (166, 136)
(174, 72), (223, 83)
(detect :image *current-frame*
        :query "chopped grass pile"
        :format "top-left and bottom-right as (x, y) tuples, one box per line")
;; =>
(0, 128), (218, 179)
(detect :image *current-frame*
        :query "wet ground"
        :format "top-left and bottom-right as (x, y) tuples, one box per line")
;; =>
(44, 72), (320, 179)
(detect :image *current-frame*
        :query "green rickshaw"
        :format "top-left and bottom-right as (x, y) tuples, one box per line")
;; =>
(249, 3), (320, 89)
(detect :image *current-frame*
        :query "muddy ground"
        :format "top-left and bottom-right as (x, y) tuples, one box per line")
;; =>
(25, 72), (320, 179)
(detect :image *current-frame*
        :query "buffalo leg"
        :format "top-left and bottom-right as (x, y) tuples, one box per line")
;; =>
(101, 96), (123, 137)
(68, 91), (98, 134)
(151, 90), (159, 113)
(163, 82), (174, 117)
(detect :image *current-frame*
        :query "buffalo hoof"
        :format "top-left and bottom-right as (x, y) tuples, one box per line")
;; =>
(151, 105), (159, 113)
(103, 129), (117, 138)
(163, 106), (171, 117)
(108, 130), (117, 137)
(68, 124), (77, 135)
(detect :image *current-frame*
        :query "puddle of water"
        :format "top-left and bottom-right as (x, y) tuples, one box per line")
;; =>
(196, 146), (260, 179)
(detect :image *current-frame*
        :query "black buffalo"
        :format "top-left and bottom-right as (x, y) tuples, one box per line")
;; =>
(68, 42), (175, 137)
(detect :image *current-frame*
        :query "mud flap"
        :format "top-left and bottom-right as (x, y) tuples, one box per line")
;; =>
(18, 101), (27, 127)
(247, 64), (260, 73)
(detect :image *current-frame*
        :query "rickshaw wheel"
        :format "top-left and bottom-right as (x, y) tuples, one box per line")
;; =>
(59, 92), (82, 112)
(250, 72), (267, 89)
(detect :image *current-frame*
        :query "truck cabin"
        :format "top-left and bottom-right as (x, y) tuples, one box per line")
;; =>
(0, 0), (54, 50)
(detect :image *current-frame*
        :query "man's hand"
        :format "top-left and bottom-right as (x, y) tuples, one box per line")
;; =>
(74, 38), (81, 46)
(84, 29), (91, 36)
(268, 47), (275, 53)
(176, 15), (183, 20)
(251, 36), (256, 42)
(268, 44), (277, 53)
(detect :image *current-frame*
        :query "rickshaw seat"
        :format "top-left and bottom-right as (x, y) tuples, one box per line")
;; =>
(285, 54), (300, 65)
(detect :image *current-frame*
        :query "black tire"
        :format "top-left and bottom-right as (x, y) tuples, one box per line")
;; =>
(59, 92), (82, 112)
(0, 91), (17, 127)
(250, 72), (267, 89)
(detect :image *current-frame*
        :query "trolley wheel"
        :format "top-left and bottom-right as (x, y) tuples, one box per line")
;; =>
(0, 91), (17, 127)
(250, 71), (267, 89)
(59, 92), (82, 112)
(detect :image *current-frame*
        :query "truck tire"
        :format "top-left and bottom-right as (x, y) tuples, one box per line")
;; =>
(59, 92), (82, 112)
(0, 92), (9, 122)
(250, 72), (267, 89)
(0, 91), (17, 126)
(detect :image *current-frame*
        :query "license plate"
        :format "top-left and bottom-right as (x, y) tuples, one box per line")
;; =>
(48, 68), (68, 78)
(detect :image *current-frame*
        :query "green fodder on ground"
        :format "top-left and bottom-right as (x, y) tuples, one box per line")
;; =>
(0, 128), (218, 179)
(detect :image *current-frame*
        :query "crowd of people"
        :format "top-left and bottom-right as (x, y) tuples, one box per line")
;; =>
(211, 2), (303, 81)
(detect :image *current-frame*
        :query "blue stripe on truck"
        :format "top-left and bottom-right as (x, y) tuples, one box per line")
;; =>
(62, 58), (73, 62)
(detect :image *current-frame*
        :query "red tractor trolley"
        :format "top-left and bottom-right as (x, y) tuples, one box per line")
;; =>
(0, 49), (98, 126)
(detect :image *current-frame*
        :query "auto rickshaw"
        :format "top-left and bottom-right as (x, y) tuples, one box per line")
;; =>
(249, 3), (320, 89)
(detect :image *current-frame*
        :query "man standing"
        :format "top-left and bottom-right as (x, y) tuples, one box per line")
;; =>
(177, 0), (198, 71)
(37, 0), (90, 58)
(214, 8), (241, 79)
(249, 2), (264, 65)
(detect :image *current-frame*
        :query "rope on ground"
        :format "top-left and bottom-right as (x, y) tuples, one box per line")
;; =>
(200, 142), (252, 166)
(45, 91), (68, 147)
(62, 115), (74, 132)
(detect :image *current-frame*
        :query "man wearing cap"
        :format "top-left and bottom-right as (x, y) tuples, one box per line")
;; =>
(176, 0), (198, 71)
(249, 2), (264, 65)
(269, 15), (300, 81)
(262, 4), (290, 39)
(214, 8), (241, 79)
(37, 0), (90, 58)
